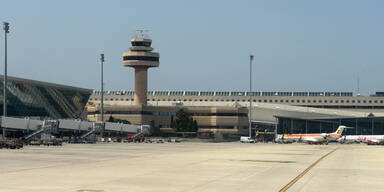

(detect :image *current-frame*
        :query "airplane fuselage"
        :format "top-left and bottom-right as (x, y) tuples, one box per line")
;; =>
(276, 125), (348, 144)
(339, 135), (384, 143)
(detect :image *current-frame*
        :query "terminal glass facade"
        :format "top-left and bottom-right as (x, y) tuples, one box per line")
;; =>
(277, 117), (384, 135)
(0, 77), (92, 119)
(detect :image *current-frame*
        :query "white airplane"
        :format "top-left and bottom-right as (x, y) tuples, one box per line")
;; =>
(276, 125), (350, 144)
(338, 135), (384, 144)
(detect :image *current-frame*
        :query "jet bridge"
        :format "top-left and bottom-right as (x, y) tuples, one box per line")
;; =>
(0, 116), (147, 139)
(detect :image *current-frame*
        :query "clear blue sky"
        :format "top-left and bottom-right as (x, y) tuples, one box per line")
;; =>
(0, 0), (383, 95)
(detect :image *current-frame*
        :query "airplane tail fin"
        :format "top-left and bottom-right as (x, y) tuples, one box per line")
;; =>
(333, 125), (352, 136)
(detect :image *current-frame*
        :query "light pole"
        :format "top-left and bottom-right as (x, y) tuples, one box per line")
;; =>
(100, 53), (104, 122)
(2, 22), (9, 139)
(100, 54), (105, 138)
(249, 54), (254, 138)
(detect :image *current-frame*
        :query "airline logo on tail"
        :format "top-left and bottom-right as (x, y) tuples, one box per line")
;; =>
(331, 126), (351, 137)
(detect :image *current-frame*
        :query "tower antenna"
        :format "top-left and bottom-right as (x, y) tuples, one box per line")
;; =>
(357, 76), (360, 96)
(135, 29), (149, 38)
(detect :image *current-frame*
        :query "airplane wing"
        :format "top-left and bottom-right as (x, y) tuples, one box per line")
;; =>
(302, 137), (323, 142)
(367, 139), (384, 143)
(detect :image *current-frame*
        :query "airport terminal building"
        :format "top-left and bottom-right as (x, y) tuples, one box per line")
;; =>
(87, 90), (384, 137)
(0, 75), (92, 119)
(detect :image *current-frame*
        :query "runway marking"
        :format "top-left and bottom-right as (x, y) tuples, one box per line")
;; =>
(279, 147), (338, 192)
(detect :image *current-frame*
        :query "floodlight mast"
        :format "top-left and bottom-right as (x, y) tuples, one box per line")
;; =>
(2, 22), (9, 139)
(249, 54), (254, 138)
(100, 54), (104, 123)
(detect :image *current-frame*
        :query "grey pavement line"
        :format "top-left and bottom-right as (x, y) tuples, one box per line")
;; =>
(279, 147), (339, 192)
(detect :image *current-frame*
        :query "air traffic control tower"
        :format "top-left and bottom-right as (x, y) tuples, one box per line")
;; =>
(123, 32), (160, 106)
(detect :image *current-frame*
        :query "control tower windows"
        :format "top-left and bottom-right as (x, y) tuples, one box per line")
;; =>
(132, 41), (151, 47)
(123, 56), (159, 61)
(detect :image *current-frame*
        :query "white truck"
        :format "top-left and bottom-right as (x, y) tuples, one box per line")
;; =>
(240, 136), (255, 143)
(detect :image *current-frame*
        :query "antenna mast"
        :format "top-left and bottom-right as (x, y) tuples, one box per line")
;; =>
(357, 76), (360, 96)
(136, 29), (149, 38)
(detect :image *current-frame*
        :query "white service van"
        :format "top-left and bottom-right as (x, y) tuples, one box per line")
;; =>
(240, 136), (255, 143)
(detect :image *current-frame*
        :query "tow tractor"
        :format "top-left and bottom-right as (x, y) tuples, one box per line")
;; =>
(125, 132), (145, 143)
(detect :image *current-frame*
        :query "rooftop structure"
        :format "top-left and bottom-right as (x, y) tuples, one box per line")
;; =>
(89, 90), (384, 110)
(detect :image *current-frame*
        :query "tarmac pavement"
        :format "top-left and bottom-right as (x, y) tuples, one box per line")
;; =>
(0, 142), (383, 192)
